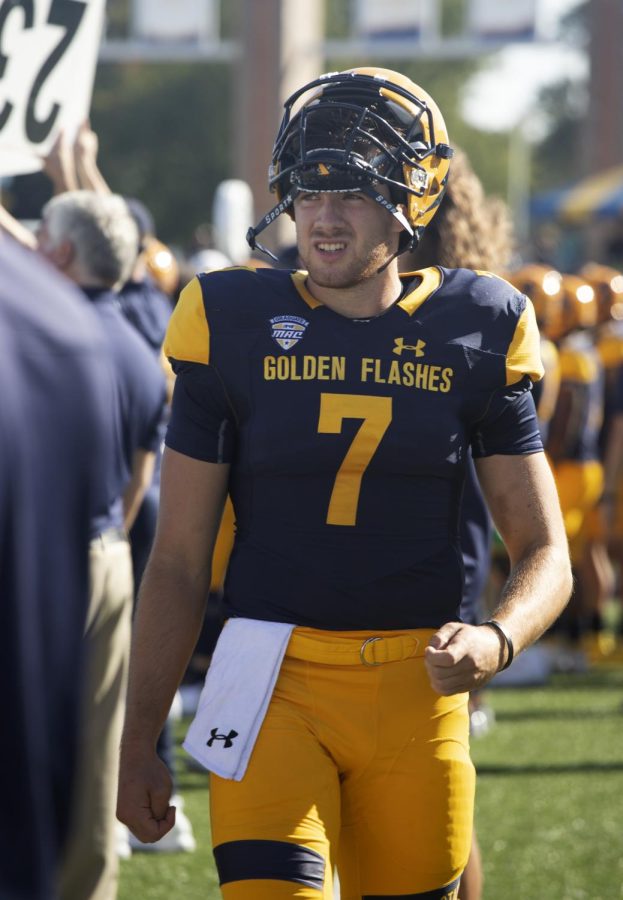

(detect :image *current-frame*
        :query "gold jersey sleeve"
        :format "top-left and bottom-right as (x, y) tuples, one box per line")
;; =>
(163, 277), (210, 365)
(505, 297), (544, 386)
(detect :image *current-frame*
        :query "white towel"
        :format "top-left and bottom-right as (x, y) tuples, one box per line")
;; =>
(183, 617), (295, 781)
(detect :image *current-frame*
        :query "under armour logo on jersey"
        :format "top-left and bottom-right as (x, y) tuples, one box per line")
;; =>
(206, 728), (239, 749)
(393, 337), (426, 358)
(269, 315), (309, 350)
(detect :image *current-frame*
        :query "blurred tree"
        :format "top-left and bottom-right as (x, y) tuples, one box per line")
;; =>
(90, 62), (233, 248)
(105, 0), (131, 39)
(532, 78), (588, 192)
(530, 1), (588, 192)
(323, 0), (508, 200)
(88, 0), (507, 250)
(8, 0), (514, 249)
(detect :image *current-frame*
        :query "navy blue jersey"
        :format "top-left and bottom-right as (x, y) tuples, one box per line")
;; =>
(553, 330), (604, 462)
(118, 277), (172, 353)
(614, 358), (623, 414)
(118, 277), (171, 485)
(84, 289), (167, 535)
(0, 241), (114, 899)
(165, 266), (543, 629)
(596, 320), (623, 452)
(117, 278), (172, 582)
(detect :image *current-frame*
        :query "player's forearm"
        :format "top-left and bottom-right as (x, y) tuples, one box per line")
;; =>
(424, 540), (571, 695)
(122, 554), (210, 749)
(490, 541), (572, 655)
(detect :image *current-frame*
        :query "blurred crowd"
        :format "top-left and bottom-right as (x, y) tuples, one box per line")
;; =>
(502, 261), (623, 672)
(1, 124), (622, 900)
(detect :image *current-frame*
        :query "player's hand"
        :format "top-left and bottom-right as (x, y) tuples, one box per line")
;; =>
(117, 744), (176, 843)
(424, 622), (503, 696)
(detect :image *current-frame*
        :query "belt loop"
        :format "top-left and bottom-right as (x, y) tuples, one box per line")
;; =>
(360, 636), (383, 666)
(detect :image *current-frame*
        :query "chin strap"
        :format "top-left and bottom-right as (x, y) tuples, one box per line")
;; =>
(246, 189), (298, 262)
(358, 185), (424, 273)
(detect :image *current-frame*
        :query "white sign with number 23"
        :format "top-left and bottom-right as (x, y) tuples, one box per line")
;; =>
(0, 0), (105, 177)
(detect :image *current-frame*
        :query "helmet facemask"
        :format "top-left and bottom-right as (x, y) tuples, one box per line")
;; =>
(246, 70), (453, 263)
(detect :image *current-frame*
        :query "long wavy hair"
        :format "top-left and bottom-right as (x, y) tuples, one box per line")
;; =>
(403, 147), (514, 273)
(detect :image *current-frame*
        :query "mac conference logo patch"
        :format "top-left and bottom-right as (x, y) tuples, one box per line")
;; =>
(269, 315), (309, 350)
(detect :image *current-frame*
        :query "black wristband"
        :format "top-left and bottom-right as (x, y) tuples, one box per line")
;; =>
(480, 619), (514, 671)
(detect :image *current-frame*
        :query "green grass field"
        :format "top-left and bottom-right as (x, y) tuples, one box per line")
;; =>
(118, 664), (623, 900)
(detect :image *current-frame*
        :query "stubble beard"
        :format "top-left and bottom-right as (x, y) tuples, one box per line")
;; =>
(301, 241), (393, 290)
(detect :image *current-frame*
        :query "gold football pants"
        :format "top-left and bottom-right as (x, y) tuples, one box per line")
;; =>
(553, 459), (603, 558)
(210, 627), (474, 899)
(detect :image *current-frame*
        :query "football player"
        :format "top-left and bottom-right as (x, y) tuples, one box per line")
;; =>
(507, 264), (563, 446)
(118, 68), (572, 898)
(546, 273), (607, 662)
(580, 263), (623, 656)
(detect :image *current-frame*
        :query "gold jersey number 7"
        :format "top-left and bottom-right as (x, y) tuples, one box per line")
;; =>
(318, 393), (392, 527)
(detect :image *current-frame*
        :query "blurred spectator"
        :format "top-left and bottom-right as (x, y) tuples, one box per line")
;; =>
(546, 274), (605, 667)
(187, 247), (232, 277)
(36, 190), (167, 899)
(119, 197), (176, 392)
(506, 265), (563, 447)
(0, 234), (115, 899)
(67, 126), (197, 853)
(275, 242), (301, 270)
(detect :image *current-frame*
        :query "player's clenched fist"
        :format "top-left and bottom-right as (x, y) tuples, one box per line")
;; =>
(425, 622), (507, 695)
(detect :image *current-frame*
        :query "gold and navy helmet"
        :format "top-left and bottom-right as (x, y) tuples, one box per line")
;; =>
(578, 262), (623, 324)
(556, 273), (597, 338)
(145, 237), (180, 297)
(247, 68), (453, 259)
(507, 264), (564, 339)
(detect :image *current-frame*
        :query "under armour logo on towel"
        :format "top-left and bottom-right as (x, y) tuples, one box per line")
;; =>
(206, 727), (239, 749)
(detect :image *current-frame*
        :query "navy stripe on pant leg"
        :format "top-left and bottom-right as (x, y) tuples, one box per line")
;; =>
(214, 839), (325, 890)
(363, 874), (461, 899)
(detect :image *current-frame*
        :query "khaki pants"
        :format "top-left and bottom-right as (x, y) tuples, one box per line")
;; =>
(59, 536), (133, 900)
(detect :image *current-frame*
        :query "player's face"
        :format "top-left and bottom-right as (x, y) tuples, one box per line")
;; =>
(293, 188), (402, 291)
